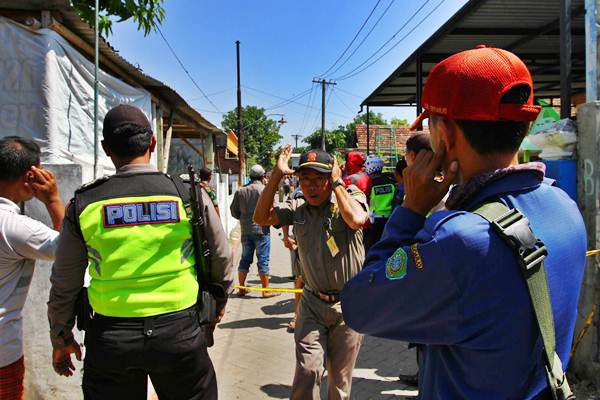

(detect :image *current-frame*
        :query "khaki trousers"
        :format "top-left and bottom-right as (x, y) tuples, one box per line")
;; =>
(291, 291), (363, 400)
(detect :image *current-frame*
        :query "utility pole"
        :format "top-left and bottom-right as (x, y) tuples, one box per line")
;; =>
(236, 41), (244, 185)
(291, 134), (302, 150)
(312, 78), (336, 150)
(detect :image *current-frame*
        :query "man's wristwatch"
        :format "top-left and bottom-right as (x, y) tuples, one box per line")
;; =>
(332, 178), (345, 189)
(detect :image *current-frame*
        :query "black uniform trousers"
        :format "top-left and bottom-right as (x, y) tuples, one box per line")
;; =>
(82, 306), (217, 400)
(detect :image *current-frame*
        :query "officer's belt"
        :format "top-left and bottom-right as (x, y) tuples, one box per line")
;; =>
(94, 305), (197, 324)
(305, 286), (340, 304)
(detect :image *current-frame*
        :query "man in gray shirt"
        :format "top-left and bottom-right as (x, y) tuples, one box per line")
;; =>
(230, 164), (278, 298)
(0, 136), (64, 399)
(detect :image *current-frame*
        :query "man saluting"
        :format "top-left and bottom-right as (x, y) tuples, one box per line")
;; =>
(254, 145), (368, 400)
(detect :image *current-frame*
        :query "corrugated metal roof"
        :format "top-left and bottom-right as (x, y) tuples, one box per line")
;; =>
(363, 0), (585, 107)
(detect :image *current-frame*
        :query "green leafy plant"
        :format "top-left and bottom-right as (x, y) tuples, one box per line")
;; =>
(221, 106), (283, 169)
(72, 0), (166, 36)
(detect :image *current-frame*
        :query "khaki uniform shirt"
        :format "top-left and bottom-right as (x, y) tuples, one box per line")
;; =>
(274, 185), (366, 293)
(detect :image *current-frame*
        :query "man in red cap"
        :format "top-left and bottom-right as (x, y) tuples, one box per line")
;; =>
(341, 46), (586, 399)
(343, 151), (371, 196)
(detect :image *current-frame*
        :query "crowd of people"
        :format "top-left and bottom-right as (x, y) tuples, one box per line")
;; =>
(0, 46), (587, 400)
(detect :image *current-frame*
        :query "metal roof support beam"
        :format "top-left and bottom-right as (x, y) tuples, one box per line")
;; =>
(505, 4), (584, 51)
(416, 55), (424, 130)
(450, 27), (585, 36)
(561, 0), (573, 118)
(366, 105), (370, 155)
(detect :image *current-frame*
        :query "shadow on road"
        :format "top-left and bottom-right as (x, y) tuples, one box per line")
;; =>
(260, 383), (291, 399)
(218, 316), (291, 331)
(261, 298), (295, 315)
(247, 275), (295, 285)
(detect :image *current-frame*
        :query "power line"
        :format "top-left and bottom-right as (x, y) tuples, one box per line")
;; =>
(335, 0), (445, 81)
(336, 87), (364, 99)
(298, 83), (317, 135)
(243, 85), (310, 108)
(332, 0), (434, 81)
(333, 89), (357, 114)
(156, 26), (222, 113)
(188, 87), (236, 102)
(326, 0), (397, 78)
(243, 85), (353, 119)
(264, 87), (313, 110)
(318, 0), (382, 78)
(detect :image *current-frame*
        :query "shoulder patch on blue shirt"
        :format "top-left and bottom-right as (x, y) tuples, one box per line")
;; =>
(386, 247), (408, 280)
(103, 200), (180, 228)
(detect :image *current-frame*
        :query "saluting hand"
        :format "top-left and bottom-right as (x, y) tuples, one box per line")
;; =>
(274, 145), (295, 177)
(330, 156), (342, 183)
(402, 146), (458, 216)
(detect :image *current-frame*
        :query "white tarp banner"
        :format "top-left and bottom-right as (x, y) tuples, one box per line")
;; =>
(0, 17), (152, 180)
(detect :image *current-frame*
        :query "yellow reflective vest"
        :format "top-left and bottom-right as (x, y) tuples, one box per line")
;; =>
(74, 172), (198, 317)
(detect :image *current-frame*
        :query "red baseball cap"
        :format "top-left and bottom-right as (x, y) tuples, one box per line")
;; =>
(410, 45), (541, 130)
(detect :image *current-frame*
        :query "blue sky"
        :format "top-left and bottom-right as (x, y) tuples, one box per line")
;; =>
(108, 0), (468, 147)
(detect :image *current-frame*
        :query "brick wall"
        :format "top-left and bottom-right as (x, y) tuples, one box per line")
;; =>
(355, 124), (429, 156)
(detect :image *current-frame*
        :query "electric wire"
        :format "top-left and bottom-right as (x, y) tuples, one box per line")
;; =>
(298, 83), (317, 136)
(332, 0), (435, 81)
(243, 85), (353, 119)
(333, 89), (357, 114)
(336, 87), (364, 99)
(335, 0), (445, 81)
(325, 0), (397, 78)
(318, 0), (382, 78)
(188, 87), (236, 102)
(156, 26), (222, 113)
(264, 87), (313, 110)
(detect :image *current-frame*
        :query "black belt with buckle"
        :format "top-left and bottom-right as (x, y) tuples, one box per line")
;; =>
(307, 288), (340, 304)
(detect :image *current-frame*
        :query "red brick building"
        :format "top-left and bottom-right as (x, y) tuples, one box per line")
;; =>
(354, 124), (429, 167)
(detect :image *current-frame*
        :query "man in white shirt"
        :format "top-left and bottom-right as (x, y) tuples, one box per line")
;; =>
(0, 136), (64, 399)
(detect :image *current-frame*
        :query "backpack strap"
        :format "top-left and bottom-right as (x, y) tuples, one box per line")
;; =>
(473, 202), (574, 400)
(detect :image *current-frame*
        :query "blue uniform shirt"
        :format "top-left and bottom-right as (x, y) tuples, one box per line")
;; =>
(341, 170), (586, 399)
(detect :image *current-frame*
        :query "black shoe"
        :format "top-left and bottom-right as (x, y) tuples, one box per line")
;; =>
(398, 373), (418, 387)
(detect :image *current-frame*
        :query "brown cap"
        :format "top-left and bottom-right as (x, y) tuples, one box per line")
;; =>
(102, 104), (152, 139)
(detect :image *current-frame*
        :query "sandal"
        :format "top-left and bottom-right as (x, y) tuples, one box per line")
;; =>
(261, 291), (281, 298)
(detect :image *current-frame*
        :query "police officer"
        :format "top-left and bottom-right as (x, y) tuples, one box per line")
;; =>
(47, 104), (233, 399)
(363, 155), (396, 251)
(341, 46), (586, 399)
(254, 146), (368, 400)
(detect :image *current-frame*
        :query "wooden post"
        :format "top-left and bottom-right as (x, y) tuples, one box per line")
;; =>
(156, 107), (164, 172)
(162, 112), (174, 173)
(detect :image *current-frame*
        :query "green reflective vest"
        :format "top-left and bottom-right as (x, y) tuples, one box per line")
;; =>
(75, 173), (198, 317)
(369, 174), (397, 218)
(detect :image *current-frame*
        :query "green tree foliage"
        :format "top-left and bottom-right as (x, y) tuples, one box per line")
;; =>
(303, 126), (347, 153)
(73, 0), (166, 37)
(303, 111), (389, 152)
(222, 106), (282, 169)
(390, 118), (409, 126)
